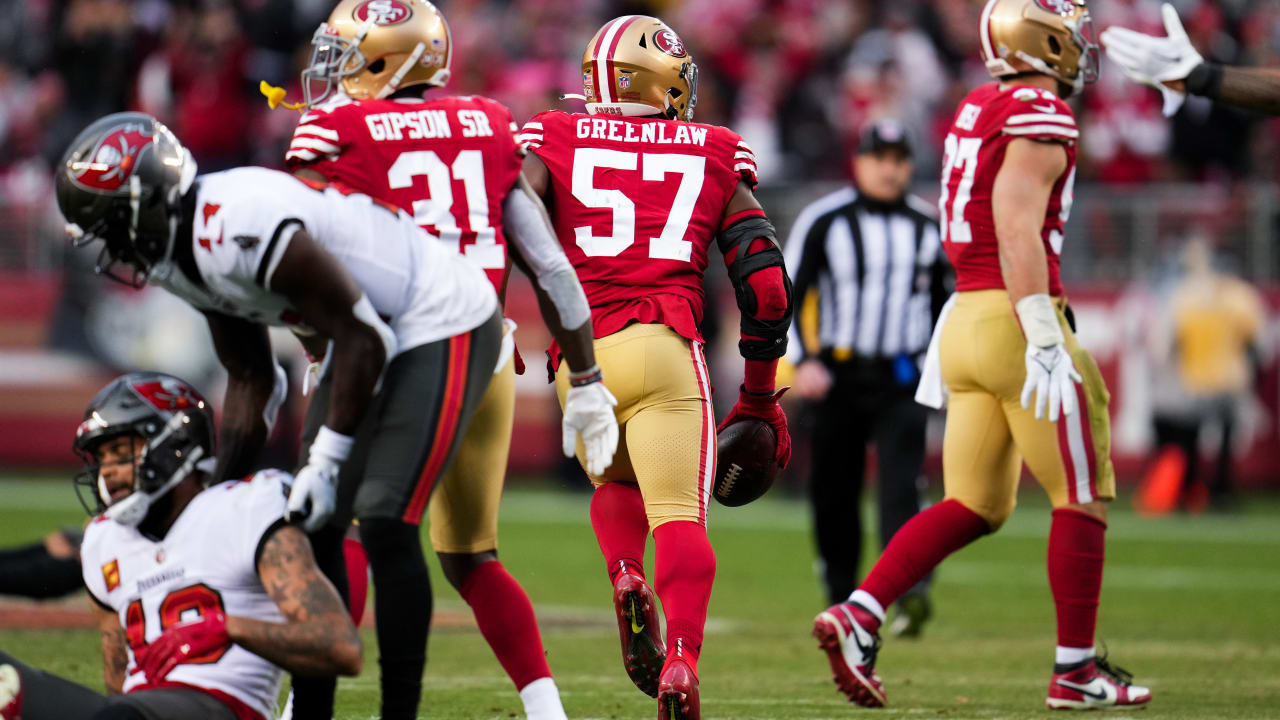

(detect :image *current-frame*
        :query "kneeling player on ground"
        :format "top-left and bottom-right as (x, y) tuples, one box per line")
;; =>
(812, 0), (1150, 711)
(0, 372), (360, 720)
(521, 15), (793, 719)
(55, 112), (503, 720)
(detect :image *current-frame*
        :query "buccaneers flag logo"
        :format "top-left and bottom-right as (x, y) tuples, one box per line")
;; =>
(102, 559), (121, 592)
(131, 379), (205, 411)
(71, 125), (154, 192)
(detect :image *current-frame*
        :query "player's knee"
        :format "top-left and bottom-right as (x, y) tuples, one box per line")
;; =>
(949, 495), (1013, 531)
(358, 517), (427, 573)
(436, 550), (497, 591)
(1058, 499), (1107, 523)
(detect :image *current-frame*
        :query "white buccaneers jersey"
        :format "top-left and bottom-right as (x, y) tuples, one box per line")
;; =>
(150, 166), (497, 354)
(80, 470), (292, 720)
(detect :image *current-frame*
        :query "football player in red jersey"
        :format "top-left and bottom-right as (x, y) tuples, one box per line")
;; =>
(520, 15), (793, 720)
(812, 0), (1151, 711)
(278, 2), (617, 719)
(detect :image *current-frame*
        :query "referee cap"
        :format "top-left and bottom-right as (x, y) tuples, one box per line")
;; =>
(857, 118), (912, 157)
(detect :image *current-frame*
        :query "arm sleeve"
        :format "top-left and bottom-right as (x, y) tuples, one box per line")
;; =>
(234, 470), (292, 576)
(517, 113), (551, 154)
(78, 524), (113, 610)
(502, 186), (591, 329)
(732, 138), (759, 189)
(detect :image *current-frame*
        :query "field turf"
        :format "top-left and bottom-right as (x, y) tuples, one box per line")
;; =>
(1, 476), (1278, 719)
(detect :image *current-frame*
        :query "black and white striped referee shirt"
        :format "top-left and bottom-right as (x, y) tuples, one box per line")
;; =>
(784, 187), (951, 363)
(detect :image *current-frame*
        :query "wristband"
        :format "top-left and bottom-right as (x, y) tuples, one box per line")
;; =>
(569, 364), (604, 387)
(1185, 63), (1223, 99)
(310, 426), (354, 466)
(1014, 293), (1065, 349)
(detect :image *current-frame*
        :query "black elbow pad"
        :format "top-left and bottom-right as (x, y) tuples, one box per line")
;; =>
(717, 215), (794, 361)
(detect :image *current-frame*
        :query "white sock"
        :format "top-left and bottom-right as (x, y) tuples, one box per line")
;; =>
(848, 590), (886, 623)
(519, 676), (567, 720)
(1055, 645), (1096, 666)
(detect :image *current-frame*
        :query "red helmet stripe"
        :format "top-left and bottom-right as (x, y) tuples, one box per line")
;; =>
(604, 16), (641, 104)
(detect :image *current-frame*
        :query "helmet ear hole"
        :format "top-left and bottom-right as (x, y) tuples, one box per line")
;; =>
(638, 33), (647, 48)
(1047, 34), (1061, 56)
(368, 58), (386, 74)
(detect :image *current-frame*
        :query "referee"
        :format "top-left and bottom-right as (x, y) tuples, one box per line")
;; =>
(785, 119), (951, 637)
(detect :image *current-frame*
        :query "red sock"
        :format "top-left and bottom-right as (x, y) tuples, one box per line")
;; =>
(1048, 508), (1106, 650)
(859, 499), (988, 619)
(653, 521), (716, 675)
(343, 535), (369, 626)
(590, 482), (650, 583)
(459, 560), (553, 690)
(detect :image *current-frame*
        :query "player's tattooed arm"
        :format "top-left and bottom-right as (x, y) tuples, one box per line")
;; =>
(205, 311), (276, 482)
(227, 524), (363, 676)
(269, 230), (388, 436)
(95, 602), (127, 694)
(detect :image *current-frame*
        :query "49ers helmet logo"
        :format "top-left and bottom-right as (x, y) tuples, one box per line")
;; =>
(1033, 0), (1077, 14)
(71, 125), (153, 192)
(653, 28), (687, 58)
(353, 0), (412, 25)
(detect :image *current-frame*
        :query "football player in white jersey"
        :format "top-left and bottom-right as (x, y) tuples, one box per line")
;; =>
(53, 111), (513, 718)
(0, 372), (360, 720)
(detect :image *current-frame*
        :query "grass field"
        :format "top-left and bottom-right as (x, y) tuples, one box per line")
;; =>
(2, 476), (1278, 719)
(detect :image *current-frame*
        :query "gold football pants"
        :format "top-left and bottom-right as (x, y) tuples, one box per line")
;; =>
(939, 290), (1114, 528)
(556, 324), (715, 530)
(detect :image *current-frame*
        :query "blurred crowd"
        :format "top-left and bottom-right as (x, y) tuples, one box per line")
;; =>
(5, 0), (1280, 208)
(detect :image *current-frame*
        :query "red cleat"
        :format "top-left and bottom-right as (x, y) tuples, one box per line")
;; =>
(0, 664), (22, 720)
(1046, 655), (1151, 710)
(612, 567), (665, 697)
(812, 601), (887, 707)
(656, 653), (699, 720)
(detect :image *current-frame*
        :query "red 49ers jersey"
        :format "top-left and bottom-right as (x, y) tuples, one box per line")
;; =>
(938, 82), (1078, 296)
(520, 110), (758, 349)
(285, 94), (523, 294)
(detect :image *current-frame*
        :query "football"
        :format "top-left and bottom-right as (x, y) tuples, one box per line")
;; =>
(714, 419), (779, 507)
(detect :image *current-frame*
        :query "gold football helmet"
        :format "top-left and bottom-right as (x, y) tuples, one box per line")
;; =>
(301, 0), (451, 107)
(570, 15), (698, 121)
(980, 0), (1099, 95)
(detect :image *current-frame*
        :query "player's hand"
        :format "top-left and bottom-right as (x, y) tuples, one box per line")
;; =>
(719, 386), (792, 469)
(286, 460), (340, 533)
(562, 379), (619, 476)
(793, 359), (833, 401)
(136, 610), (230, 683)
(1101, 3), (1203, 116)
(1020, 343), (1083, 423)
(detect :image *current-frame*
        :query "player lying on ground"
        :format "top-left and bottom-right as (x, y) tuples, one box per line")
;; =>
(53, 111), (507, 720)
(274, 2), (618, 716)
(0, 372), (360, 720)
(1102, 2), (1280, 117)
(812, 0), (1150, 711)
(521, 14), (793, 720)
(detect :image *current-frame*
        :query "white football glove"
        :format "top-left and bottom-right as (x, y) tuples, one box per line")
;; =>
(1100, 3), (1204, 116)
(562, 379), (619, 477)
(285, 426), (352, 533)
(1020, 343), (1083, 423)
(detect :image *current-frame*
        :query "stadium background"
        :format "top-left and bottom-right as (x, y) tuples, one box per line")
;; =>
(2, 2), (1280, 718)
(1, 0), (1276, 487)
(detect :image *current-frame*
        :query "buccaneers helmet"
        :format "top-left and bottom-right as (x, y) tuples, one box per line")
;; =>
(73, 372), (216, 527)
(980, 0), (1100, 95)
(572, 15), (698, 121)
(55, 112), (197, 288)
(302, 0), (451, 108)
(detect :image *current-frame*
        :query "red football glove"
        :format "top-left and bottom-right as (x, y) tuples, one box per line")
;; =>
(718, 386), (791, 469)
(136, 611), (230, 683)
